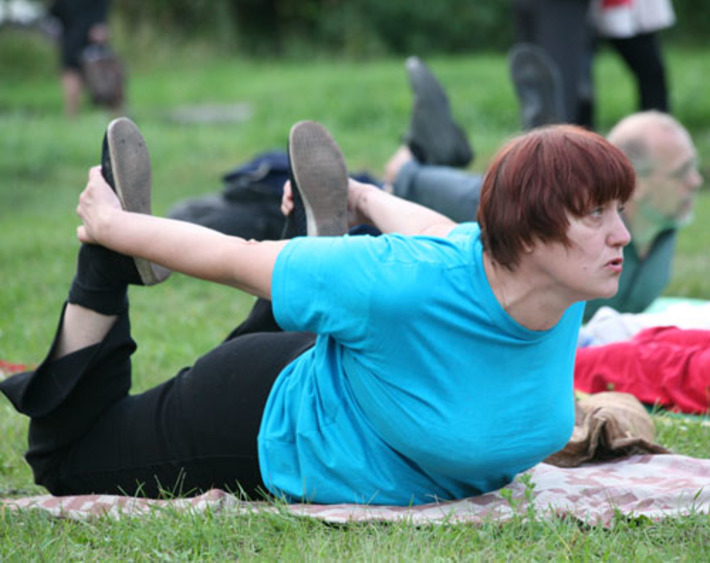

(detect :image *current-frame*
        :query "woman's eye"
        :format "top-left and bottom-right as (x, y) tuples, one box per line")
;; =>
(588, 207), (603, 217)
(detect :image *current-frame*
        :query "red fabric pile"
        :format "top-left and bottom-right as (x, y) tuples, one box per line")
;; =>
(575, 326), (710, 414)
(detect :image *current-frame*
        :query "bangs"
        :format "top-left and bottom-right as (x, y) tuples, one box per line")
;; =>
(558, 132), (637, 217)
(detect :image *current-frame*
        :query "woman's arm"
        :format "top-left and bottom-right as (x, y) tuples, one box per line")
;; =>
(77, 166), (286, 299)
(280, 178), (458, 237)
(346, 179), (457, 237)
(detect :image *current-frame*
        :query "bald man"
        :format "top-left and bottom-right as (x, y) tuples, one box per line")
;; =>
(385, 111), (703, 321)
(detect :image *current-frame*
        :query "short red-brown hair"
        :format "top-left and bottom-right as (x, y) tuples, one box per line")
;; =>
(477, 125), (636, 269)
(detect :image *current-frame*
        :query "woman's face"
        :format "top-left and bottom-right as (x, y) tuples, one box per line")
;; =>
(527, 200), (631, 302)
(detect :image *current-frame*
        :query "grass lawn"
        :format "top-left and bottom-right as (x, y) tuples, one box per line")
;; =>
(1, 29), (709, 559)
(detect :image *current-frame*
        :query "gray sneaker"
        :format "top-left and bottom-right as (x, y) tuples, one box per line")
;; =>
(509, 43), (564, 130)
(404, 56), (473, 168)
(102, 117), (171, 285)
(285, 121), (349, 237)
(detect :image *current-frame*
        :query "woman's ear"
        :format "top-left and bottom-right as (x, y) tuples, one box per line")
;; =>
(521, 239), (535, 254)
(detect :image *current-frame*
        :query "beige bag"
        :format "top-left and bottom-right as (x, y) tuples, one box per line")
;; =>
(81, 43), (125, 109)
(545, 391), (670, 468)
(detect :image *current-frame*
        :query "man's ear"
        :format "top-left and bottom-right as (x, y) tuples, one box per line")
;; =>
(630, 177), (648, 202)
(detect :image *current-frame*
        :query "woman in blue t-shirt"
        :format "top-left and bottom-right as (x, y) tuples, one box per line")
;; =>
(0, 118), (635, 504)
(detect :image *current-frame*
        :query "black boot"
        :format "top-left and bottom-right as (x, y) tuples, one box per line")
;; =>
(403, 56), (474, 168)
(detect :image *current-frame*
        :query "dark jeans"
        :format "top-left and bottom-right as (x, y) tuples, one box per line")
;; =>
(0, 298), (315, 498)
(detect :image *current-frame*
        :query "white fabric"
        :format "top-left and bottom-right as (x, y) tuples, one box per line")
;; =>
(579, 298), (710, 347)
(590, 0), (676, 38)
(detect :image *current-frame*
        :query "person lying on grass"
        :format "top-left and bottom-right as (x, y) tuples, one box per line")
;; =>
(0, 118), (634, 505)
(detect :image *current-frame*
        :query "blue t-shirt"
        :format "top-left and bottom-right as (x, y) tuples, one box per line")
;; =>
(260, 223), (582, 505)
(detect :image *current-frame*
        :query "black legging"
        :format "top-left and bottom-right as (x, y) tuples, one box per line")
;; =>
(0, 298), (315, 498)
(607, 32), (670, 113)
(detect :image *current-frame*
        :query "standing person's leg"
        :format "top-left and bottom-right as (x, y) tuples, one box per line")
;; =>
(61, 69), (83, 118)
(512, 0), (593, 125)
(576, 34), (598, 130)
(607, 32), (670, 113)
(57, 16), (91, 118)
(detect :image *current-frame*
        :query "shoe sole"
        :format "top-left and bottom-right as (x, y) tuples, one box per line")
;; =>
(105, 117), (171, 285)
(288, 121), (348, 237)
(508, 44), (564, 129)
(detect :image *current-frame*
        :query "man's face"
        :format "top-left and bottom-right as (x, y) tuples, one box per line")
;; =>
(639, 127), (703, 228)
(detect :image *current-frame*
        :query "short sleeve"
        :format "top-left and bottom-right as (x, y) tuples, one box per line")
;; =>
(271, 235), (379, 345)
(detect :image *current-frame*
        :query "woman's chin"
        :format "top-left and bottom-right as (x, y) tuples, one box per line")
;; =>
(585, 282), (621, 301)
(596, 287), (620, 300)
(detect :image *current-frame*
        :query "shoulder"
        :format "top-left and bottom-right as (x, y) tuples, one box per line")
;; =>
(447, 221), (480, 239)
(381, 224), (480, 266)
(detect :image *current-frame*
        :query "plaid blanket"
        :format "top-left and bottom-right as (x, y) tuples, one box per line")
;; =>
(2, 454), (708, 526)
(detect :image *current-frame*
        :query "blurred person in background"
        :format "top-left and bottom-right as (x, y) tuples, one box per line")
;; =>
(49, 0), (112, 117)
(589, 0), (675, 118)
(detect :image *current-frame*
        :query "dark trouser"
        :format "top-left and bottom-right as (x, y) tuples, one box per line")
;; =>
(513, 0), (594, 127)
(0, 299), (315, 498)
(392, 161), (483, 224)
(607, 32), (669, 113)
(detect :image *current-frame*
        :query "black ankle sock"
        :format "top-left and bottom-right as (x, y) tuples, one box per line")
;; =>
(67, 244), (142, 315)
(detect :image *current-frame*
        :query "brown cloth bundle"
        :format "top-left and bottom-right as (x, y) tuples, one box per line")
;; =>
(545, 391), (670, 468)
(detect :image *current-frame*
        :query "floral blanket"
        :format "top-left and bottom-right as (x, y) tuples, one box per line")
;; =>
(2, 454), (708, 526)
